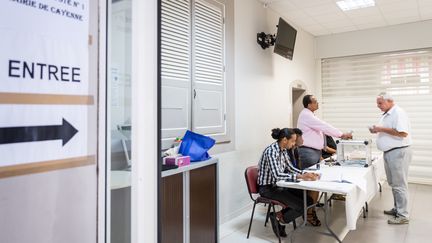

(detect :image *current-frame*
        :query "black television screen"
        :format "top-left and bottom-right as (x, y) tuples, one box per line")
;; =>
(274, 18), (297, 60)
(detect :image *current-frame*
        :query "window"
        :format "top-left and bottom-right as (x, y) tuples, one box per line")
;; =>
(161, 0), (226, 149)
(321, 48), (432, 181)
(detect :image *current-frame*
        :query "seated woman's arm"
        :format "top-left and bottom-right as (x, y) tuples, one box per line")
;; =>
(324, 146), (336, 155)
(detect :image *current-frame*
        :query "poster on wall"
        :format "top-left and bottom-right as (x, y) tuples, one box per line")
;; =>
(0, 0), (93, 175)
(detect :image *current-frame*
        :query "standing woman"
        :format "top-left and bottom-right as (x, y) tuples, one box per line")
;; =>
(258, 128), (320, 238)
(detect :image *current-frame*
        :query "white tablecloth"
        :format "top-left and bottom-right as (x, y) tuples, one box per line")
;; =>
(277, 161), (382, 230)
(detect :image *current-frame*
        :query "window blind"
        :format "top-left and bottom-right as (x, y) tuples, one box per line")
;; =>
(161, 0), (191, 81)
(193, 0), (224, 86)
(321, 48), (432, 183)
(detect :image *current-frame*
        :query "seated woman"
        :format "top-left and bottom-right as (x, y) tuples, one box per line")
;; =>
(322, 135), (337, 160)
(258, 128), (321, 238)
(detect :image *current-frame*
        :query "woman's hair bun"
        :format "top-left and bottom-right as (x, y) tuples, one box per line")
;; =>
(271, 128), (281, 140)
(271, 128), (295, 141)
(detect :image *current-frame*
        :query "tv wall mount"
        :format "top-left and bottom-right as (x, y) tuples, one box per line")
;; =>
(256, 32), (276, 49)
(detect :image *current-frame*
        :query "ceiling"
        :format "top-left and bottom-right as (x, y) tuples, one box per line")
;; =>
(258, 0), (432, 36)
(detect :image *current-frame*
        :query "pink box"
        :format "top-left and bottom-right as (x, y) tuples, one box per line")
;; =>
(164, 156), (191, 167)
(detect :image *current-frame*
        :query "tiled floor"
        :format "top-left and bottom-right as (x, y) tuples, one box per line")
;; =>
(220, 183), (432, 243)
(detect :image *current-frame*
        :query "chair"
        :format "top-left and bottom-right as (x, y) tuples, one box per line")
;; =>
(117, 125), (132, 169)
(244, 166), (296, 242)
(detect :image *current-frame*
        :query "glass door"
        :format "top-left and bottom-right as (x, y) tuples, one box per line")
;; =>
(107, 0), (132, 242)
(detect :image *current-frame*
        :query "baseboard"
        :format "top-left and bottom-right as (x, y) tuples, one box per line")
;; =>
(376, 177), (432, 186)
(408, 166), (432, 185)
(220, 202), (254, 224)
(408, 177), (432, 185)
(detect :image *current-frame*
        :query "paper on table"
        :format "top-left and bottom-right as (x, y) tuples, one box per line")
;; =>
(344, 175), (367, 192)
(319, 171), (345, 182)
(319, 171), (367, 192)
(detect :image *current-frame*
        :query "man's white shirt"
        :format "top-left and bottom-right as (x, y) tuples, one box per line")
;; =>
(376, 105), (412, 152)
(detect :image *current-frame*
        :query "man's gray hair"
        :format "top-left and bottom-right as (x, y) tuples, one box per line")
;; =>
(377, 92), (394, 101)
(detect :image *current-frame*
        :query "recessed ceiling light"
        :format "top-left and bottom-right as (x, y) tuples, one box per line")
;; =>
(336, 0), (375, 11)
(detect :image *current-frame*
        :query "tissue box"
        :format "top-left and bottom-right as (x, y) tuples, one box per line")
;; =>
(164, 155), (191, 167)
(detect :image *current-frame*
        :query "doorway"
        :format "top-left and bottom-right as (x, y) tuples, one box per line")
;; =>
(291, 86), (306, 127)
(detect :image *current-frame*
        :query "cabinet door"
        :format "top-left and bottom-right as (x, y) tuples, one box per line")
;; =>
(190, 164), (217, 243)
(161, 173), (184, 243)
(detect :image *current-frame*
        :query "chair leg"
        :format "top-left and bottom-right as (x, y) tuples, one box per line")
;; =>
(264, 203), (271, 227)
(293, 219), (297, 229)
(317, 192), (324, 204)
(247, 201), (257, 239)
(271, 204), (281, 243)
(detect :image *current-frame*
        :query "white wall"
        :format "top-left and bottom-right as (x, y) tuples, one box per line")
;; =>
(315, 20), (432, 59)
(216, 0), (318, 223)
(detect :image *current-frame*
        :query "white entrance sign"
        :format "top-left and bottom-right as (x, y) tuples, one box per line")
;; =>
(0, 0), (89, 95)
(0, 0), (91, 171)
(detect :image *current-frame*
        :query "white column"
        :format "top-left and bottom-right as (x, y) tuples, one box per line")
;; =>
(97, 0), (107, 241)
(131, 0), (158, 242)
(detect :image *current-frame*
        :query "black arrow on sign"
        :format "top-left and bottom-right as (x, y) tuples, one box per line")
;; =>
(0, 118), (78, 146)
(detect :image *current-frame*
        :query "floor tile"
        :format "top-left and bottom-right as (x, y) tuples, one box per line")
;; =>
(220, 183), (432, 243)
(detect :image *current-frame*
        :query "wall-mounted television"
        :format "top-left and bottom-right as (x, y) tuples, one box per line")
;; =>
(274, 17), (297, 60)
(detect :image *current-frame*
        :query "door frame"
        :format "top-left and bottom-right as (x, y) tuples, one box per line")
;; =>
(290, 80), (308, 127)
(98, 0), (159, 242)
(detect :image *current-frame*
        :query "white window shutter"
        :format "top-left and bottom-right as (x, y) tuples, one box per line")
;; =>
(192, 0), (226, 138)
(321, 49), (432, 182)
(161, 0), (191, 149)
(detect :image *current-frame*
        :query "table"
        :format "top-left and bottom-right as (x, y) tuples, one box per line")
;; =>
(277, 161), (381, 242)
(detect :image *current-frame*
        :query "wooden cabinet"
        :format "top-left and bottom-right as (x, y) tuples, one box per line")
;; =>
(161, 160), (218, 243)
(190, 164), (217, 243)
(161, 173), (183, 243)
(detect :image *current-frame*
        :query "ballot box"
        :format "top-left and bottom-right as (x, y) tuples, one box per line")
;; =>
(336, 139), (372, 167)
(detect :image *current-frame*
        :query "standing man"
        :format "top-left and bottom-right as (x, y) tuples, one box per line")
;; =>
(369, 92), (412, 224)
(297, 95), (352, 169)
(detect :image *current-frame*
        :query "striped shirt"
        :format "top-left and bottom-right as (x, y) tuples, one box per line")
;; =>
(258, 142), (305, 186)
